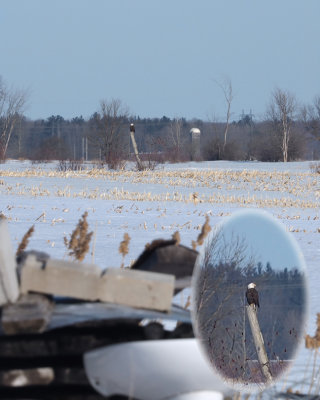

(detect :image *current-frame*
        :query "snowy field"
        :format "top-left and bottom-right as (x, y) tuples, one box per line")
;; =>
(0, 159), (319, 397)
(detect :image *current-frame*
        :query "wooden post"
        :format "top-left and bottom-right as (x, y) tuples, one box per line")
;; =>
(246, 305), (273, 383)
(130, 123), (144, 170)
(0, 216), (19, 305)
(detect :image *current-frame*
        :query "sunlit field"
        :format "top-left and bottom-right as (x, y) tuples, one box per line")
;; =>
(1, 159), (320, 396)
(1, 160), (319, 292)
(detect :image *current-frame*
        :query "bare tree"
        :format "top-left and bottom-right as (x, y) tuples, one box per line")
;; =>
(88, 98), (129, 168)
(215, 78), (234, 154)
(267, 88), (297, 162)
(0, 77), (28, 160)
(300, 95), (320, 140)
(169, 117), (183, 160)
(194, 229), (258, 383)
(314, 95), (320, 119)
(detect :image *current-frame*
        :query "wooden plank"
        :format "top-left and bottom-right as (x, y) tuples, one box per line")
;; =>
(1, 294), (53, 335)
(20, 254), (175, 311)
(20, 255), (101, 301)
(99, 268), (175, 312)
(0, 216), (19, 306)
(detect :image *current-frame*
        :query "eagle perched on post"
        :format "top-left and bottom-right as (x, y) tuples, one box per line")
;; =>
(246, 282), (260, 308)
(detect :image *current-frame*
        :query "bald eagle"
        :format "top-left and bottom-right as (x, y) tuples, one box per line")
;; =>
(246, 282), (259, 308)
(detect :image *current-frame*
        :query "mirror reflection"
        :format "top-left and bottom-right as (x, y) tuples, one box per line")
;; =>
(192, 210), (307, 391)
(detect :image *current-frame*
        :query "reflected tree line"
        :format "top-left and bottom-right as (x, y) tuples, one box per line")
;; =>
(195, 231), (306, 385)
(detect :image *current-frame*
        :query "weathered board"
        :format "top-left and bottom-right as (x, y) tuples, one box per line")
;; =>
(99, 268), (175, 312)
(20, 256), (101, 301)
(20, 255), (175, 312)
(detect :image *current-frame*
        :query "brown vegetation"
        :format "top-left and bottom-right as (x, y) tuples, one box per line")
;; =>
(192, 215), (212, 250)
(16, 225), (35, 256)
(64, 212), (93, 261)
(305, 314), (320, 349)
(119, 232), (131, 268)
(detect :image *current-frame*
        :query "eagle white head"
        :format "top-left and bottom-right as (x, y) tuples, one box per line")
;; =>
(248, 282), (256, 289)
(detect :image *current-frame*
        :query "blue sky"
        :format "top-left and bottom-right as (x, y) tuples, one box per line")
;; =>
(0, 0), (319, 121)
(220, 210), (305, 272)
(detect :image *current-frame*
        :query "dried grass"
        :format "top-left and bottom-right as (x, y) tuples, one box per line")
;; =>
(305, 313), (320, 349)
(184, 295), (191, 309)
(310, 162), (320, 174)
(171, 231), (181, 244)
(119, 232), (131, 268)
(296, 314), (320, 396)
(64, 212), (93, 261)
(192, 215), (211, 250)
(16, 225), (35, 256)
(1, 166), (319, 209)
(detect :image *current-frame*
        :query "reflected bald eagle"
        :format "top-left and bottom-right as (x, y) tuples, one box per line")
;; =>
(246, 282), (259, 308)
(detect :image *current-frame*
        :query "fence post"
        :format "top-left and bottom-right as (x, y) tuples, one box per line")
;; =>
(130, 123), (144, 170)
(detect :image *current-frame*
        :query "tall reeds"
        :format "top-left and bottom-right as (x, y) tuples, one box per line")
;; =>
(64, 212), (93, 261)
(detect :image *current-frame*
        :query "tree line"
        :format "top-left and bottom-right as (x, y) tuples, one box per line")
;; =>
(195, 258), (305, 383)
(1, 76), (320, 166)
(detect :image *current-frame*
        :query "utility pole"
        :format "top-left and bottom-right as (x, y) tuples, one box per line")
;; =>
(246, 305), (273, 383)
(129, 123), (143, 170)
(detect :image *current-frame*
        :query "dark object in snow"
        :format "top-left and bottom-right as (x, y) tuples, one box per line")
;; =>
(131, 239), (198, 293)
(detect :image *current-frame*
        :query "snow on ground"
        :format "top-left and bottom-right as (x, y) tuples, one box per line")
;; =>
(0, 159), (319, 396)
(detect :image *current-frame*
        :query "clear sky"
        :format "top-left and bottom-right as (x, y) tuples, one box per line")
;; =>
(0, 0), (319, 121)
(220, 210), (305, 272)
